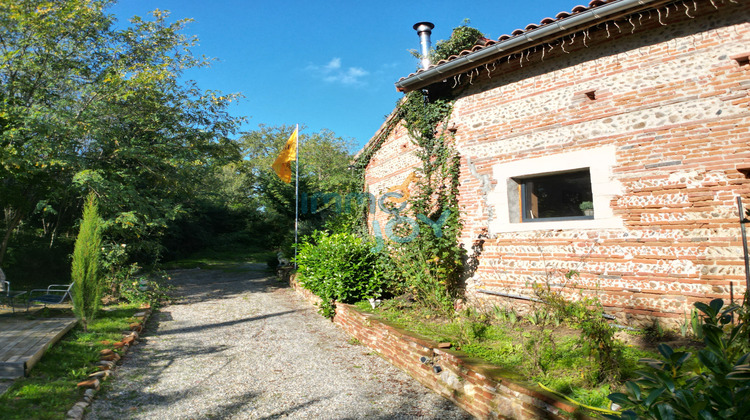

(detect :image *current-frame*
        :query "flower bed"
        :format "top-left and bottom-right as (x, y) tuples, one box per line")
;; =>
(290, 273), (589, 419)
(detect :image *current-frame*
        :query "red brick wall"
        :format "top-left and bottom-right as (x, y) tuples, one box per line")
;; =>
(364, 0), (750, 325)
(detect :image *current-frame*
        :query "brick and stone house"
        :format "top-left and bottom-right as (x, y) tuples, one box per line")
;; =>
(361, 0), (750, 326)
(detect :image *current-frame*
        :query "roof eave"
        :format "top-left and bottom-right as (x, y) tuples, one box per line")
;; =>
(395, 0), (671, 93)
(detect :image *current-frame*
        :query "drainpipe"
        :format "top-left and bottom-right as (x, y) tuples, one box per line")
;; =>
(476, 289), (542, 303)
(396, 0), (671, 92)
(738, 197), (750, 304)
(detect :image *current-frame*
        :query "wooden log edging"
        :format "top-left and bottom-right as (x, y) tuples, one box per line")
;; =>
(65, 304), (153, 420)
(289, 273), (591, 419)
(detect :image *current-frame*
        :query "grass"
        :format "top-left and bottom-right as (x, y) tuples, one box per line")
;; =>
(0, 303), (145, 420)
(353, 300), (685, 414)
(161, 246), (275, 271)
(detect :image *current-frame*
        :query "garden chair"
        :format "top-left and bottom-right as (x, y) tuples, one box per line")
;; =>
(26, 282), (74, 310)
(1, 277), (27, 314)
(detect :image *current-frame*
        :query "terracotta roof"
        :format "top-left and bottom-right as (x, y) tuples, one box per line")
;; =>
(397, 0), (628, 83)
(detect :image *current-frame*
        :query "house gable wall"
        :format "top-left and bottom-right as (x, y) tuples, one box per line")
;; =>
(366, 0), (750, 325)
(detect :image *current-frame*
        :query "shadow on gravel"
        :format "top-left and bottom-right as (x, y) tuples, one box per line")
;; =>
(164, 267), (288, 305)
(257, 397), (326, 419)
(205, 390), (264, 418)
(156, 310), (298, 336)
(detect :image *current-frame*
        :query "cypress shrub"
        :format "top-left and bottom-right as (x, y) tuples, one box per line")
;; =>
(71, 193), (103, 331)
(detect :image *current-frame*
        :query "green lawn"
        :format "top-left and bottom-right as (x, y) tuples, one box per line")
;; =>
(0, 304), (145, 420)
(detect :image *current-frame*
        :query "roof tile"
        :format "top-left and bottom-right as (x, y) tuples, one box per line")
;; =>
(398, 0), (639, 83)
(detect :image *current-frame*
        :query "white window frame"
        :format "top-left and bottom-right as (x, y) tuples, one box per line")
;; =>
(488, 146), (623, 233)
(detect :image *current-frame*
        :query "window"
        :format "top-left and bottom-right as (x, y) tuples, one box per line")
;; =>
(518, 169), (593, 222)
(487, 146), (623, 233)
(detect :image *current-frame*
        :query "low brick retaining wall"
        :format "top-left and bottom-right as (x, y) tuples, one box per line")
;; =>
(289, 273), (590, 419)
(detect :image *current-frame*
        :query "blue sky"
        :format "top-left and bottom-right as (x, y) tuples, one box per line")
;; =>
(109, 0), (580, 150)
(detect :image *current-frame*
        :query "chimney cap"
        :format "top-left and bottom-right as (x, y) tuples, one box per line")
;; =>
(413, 22), (434, 32)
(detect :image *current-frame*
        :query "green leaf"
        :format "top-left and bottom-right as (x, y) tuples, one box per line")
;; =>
(644, 387), (666, 408)
(717, 407), (737, 418)
(707, 386), (733, 408)
(654, 402), (675, 420)
(698, 350), (730, 376)
(641, 358), (665, 369)
(697, 410), (715, 420)
(694, 302), (713, 318)
(726, 365), (750, 381)
(708, 299), (724, 315)
(658, 343), (674, 359)
(626, 381), (642, 400)
(655, 370), (676, 392)
(609, 392), (634, 406)
(672, 351), (692, 367)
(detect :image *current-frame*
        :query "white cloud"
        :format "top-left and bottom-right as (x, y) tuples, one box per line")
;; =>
(307, 57), (369, 86)
(324, 58), (342, 71)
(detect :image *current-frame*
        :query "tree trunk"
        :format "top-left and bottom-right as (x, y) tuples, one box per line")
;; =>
(0, 209), (23, 266)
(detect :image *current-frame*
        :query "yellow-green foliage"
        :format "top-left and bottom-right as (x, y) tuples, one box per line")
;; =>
(71, 193), (103, 331)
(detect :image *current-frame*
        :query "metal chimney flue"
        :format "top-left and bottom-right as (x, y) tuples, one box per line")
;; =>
(413, 22), (434, 70)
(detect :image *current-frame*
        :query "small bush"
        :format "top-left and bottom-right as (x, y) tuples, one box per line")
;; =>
(296, 231), (386, 318)
(532, 271), (620, 381)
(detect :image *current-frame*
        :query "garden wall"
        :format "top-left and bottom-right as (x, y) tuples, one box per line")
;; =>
(363, 0), (750, 326)
(289, 273), (590, 419)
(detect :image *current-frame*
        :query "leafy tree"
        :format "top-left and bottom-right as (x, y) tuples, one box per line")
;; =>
(71, 193), (103, 331)
(0, 0), (241, 268)
(0, 0), (110, 264)
(71, 9), (241, 262)
(239, 124), (357, 193)
(236, 125), (360, 250)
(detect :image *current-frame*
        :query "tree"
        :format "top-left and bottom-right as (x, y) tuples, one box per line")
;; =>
(71, 193), (103, 331)
(0, 0), (110, 264)
(236, 125), (360, 249)
(0, 0), (241, 266)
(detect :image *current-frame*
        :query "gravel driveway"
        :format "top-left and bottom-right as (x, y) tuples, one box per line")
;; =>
(86, 265), (472, 419)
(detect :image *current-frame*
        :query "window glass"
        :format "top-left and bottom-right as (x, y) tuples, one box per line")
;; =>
(520, 169), (593, 221)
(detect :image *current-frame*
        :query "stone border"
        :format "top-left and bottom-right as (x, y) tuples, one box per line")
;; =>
(289, 273), (592, 419)
(65, 304), (153, 420)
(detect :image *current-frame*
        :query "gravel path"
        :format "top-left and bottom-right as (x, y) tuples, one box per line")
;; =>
(86, 265), (472, 419)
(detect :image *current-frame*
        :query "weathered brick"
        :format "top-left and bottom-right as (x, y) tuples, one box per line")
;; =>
(362, 0), (749, 325)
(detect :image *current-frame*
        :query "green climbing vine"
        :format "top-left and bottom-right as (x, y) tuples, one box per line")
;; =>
(389, 90), (464, 312)
(409, 20), (485, 65)
(350, 23), (484, 312)
(298, 22), (481, 317)
(432, 23), (484, 63)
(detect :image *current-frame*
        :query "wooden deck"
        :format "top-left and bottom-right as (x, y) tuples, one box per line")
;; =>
(0, 317), (77, 378)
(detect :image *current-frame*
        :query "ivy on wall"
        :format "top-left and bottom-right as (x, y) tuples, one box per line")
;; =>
(396, 90), (464, 309)
(351, 24), (484, 309)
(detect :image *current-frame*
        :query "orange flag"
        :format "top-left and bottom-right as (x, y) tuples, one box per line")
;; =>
(271, 127), (298, 183)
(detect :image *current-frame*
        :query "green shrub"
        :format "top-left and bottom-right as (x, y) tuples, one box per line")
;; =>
(532, 273), (620, 381)
(607, 299), (750, 419)
(383, 243), (456, 314)
(71, 193), (104, 331)
(296, 231), (386, 318)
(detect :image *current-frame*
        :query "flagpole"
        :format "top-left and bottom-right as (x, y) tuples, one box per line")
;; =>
(294, 124), (299, 268)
